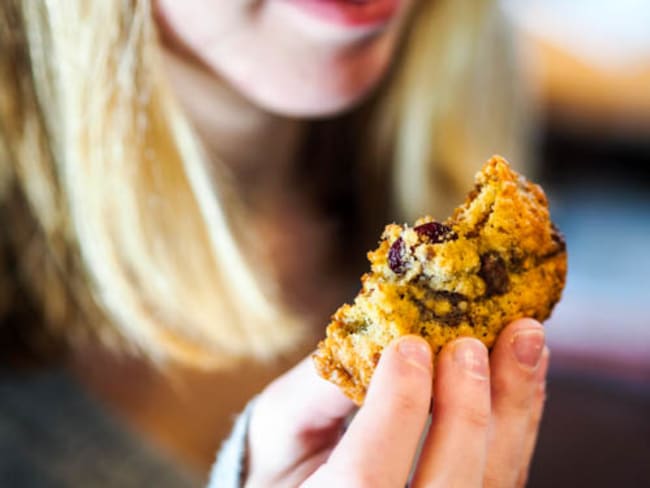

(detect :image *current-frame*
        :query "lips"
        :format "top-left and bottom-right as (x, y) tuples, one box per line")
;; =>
(282, 0), (401, 28)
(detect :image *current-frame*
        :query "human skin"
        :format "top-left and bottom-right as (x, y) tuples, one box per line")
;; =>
(75, 5), (426, 470)
(155, 0), (416, 117)
(248, 319), (549, 487)
(153, 0), (418, 314)
(147, 2), (552, 482)
(154, 0), (416, 178)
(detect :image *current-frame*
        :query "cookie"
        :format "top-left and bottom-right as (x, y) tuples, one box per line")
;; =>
(313, 156), (567, 405)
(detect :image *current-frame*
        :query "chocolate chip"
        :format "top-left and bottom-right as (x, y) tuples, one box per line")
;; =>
(414, 222), (457, 243)
(355, 321), (369, 334)
(479, 252), (510, 296)
(410, 288), (469, 326)
(509, 251), (526, 273)
(432, 290), (468, 304)
(388, 237), (407, 274)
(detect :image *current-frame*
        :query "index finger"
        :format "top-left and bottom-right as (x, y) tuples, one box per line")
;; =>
(411, 338), (491, 487)
(247, 354), (357, 479)
(253, 355), (356, 440)
(323, 336), (433, 488)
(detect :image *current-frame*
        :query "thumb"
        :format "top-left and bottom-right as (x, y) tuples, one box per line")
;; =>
(249, 355), (356, 458)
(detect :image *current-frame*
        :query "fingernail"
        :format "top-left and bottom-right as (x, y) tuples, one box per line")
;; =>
(512, 329), (545, 369)
(453, 339), (488, 379)
(397, 336), (432, 370)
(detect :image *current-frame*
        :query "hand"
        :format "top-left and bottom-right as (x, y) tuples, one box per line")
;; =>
(245, 319), (549, 487)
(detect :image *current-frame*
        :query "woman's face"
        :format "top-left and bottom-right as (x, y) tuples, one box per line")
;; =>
(155, 0), (416, 117)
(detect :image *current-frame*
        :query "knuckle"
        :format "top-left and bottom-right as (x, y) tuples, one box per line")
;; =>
(389, 386), (422, 415)
(457, 402), (490, 429)
(383, 357), (430, 414)
(392, 351), (431, 382)
(492, 375), (537, 415)
(500, 395), (534, 416)
(492, 366), (537, 396)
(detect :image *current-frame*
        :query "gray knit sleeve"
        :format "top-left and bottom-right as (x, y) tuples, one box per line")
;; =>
(206, 397), (257, 488)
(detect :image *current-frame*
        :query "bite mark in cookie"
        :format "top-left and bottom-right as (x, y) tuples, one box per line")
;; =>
(313, 156), (568, 405)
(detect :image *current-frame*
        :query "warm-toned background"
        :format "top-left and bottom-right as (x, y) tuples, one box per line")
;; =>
(505, 2), (650, 485)
(8, 1), (648, 486)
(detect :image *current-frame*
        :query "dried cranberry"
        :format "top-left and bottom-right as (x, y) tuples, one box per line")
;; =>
(388, 237), (407, 274)
(414, 222), (457, 243)
(479, 252), (509, 296)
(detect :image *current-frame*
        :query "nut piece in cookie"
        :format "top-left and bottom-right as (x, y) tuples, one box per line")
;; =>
(313, 155), (567, 405)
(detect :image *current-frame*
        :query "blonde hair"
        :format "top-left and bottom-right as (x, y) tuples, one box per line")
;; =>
(0, 0), (528, 366)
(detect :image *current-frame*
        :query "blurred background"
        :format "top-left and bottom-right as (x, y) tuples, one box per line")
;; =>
(2, 1), (649, 487)
(501, 0), (650, 486)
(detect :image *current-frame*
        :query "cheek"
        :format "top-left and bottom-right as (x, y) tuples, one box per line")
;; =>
(155, 0), (253, 52)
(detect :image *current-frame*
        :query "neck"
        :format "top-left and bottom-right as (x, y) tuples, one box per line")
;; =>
(160, 46), (305, 195)
(159, 42), (351, 313)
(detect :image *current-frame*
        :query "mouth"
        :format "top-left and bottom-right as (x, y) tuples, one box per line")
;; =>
(279, 0), (401, 28)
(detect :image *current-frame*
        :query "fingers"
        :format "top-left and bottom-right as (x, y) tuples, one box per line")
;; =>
(248, 356), (356, 480)
(412, 338), (491, 488)
(262, 355), (356, 433)
(484, 319), (549, 488)
(321, 336), (433, 488)
(516, 346), (550, 488)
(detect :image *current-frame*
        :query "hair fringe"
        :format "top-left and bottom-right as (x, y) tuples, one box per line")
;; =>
(0, 0), (528, 366)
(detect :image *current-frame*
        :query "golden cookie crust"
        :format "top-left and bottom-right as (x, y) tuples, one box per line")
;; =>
(313, 156), (567, 405)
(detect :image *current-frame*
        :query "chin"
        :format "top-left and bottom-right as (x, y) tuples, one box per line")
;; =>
(240, 74), (384, 118)
(230, 43), (395, 118)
